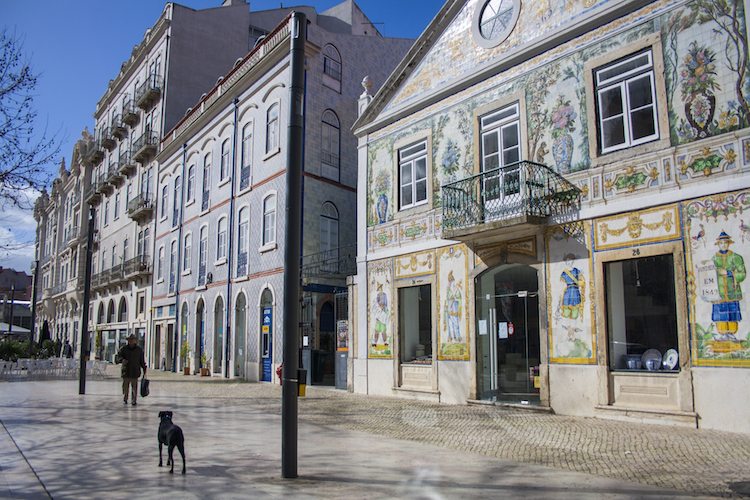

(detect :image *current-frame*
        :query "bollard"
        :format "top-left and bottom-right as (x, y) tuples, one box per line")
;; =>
(297, 369), (307, 397)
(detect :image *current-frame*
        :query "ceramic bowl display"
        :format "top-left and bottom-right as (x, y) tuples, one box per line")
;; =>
(641, 349), (662, 371)
(624, 354), (642, 370)
(663, 349), (679, 370)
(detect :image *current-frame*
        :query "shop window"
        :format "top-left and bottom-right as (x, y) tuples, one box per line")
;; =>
(606, 254), (679, 371)
(398, 284), (432, 363)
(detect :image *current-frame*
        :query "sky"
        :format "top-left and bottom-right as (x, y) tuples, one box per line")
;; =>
(0, 0), (439, 274)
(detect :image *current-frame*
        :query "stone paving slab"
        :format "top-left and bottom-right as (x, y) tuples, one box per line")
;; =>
(0, 367), (748, 499)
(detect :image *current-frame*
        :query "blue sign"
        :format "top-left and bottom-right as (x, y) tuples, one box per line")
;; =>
(261, 307), (273, 381)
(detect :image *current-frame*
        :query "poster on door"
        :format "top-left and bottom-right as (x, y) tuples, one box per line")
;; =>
(262, 307), (273, 381)
(545, 223), (596, 364)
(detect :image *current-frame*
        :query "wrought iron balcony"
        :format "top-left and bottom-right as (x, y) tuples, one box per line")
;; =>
(441, 161), (580, 239)
(301, 243), (357, 280)
(118, 153), (137, 176)
(135, 73), (163, 110)
(201, 190), (210, 212)
(127, 193), (154, 222)
(106, 161), (123, 185)
(100, 128), (115, 150)
(90, 272), (100, 288)
(64, 226), (80, 247)
(240, 166), (251, 191)
(96, 269), (111, 289)
(236, 251), (248, 276)
(40, 254), (53, 266)
(124, 255), (151, 278)
(111, 115), (127, 138)
(132, 129), (158, 163)
(50, 282), (66, 296)
(122, 100), (140, 127)
(109, 263), (124, 283)
(86, 141), (104, 165)
(85, 176), (105, 205)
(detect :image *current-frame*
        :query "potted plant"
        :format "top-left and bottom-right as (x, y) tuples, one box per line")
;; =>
(200, 353), (210, 376)
(180, 341), (192, 375)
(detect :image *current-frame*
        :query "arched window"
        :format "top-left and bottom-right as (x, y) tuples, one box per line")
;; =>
(266, 103), (279, 154)
(199, 226), (208, 286)
(118, 297), (127, 322)
(183, 233), (192, 272)
(240, 123), (253, 190)
(217, 217), (227, 260)
(220, 139), (230, 181)
(322, 44), (342, 92)
(172, 175), (181, 227)
(187, 165), (195, 202)
(97, 303), (105, 324)
(320, 202), (339, 252)
(321, 110), (340, 181)
(107, 299), (115, 323)
(202, 153), (211, 211)
(157, 246), (165, 280)
(262, 194), (276, 247)
(237, 207), (249, 275)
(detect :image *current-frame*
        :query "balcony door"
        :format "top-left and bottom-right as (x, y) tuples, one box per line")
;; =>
(480, 103), (521, 219)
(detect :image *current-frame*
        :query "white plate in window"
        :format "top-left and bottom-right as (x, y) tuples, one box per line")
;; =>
(663, 349), (679, 370)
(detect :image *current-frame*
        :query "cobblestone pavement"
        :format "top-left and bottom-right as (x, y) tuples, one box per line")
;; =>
(139, 368), (750, 498)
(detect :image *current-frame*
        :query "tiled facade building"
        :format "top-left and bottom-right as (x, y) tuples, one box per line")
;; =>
(353, 0), (750, 433)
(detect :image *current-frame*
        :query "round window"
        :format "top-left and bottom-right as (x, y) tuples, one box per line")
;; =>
(472, 0), (520, 49)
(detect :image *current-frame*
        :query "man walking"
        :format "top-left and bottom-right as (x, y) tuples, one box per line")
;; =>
(116, 334), (146, 406)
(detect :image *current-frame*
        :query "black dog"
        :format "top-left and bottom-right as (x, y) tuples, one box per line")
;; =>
(158, 411), (186, 474)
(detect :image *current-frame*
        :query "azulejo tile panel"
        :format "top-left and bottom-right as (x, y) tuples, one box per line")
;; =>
(394, 250), (435, 281)
(474, 236), (537, 268)
(593, 204), (681, 251)
(368, 258), (393, 359)
(436, 244), (470, 361)
(684, 189), (750, 367)
(677, 143), (739, 180)
(545, 222), (596, 364)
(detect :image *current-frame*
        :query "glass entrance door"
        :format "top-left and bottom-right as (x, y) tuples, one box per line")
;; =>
(476, 263), (540, 404)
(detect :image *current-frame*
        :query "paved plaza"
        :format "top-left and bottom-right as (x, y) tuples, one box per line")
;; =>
(1, 366), (749, 499)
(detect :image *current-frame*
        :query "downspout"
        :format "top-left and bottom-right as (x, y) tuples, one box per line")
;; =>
(172, 142), (188, 372)
(225, 97), (240, 379)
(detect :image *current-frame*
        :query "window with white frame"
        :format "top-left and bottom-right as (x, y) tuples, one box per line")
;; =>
(595, 49), (658, 154)
(187, 165), (195, 202)
(198, 226), (208, 286)
(123, 238), (129, 261)
(237, 207), (249, 275)
(322, 44), (342, 92)
(321, 110), (340, 181)
(161, 185), (168, 219)
(262, 194), (276, 246)
(202, 153), (211, 211)
(114, 192), (120, 220)
(104, 200), (110, 226)
(220, 140), (230, 181)
(266, 103), (279, 154)
(480, 102), (521, 203)
(398, 140), (428, 210)
(240, 123), (253, 190)
(183, 233), (191, 272)
(217, 217), (227, 261)
(157, 246), (164, 280)
(172, 176), (181, 228)
(169, 240), (177, 293)
(111, 243), (117, 267)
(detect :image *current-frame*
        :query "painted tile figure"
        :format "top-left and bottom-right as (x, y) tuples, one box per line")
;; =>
(712, 231), (746, 340)
(373, 283), (390, 347)
(444, 271), (463, 342)
(559, 253), (585, 323)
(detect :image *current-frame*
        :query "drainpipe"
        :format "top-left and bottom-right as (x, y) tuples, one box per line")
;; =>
(282, 10), (306, 480)
(224, 97), (240, 379)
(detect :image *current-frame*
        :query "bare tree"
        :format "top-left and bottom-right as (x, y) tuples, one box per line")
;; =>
(0, 28), (60, 212)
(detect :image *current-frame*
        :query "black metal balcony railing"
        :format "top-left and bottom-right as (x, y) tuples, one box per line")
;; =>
(127, 193), (154, 221)
(201, 190), (210, 212)
(111, 115), (127, 138)
(98, 268), (111, 288)
(441, 161), (580, 233)
(124, 255), (151, 277)
(236, 251), (248, 276)
(198, 263), (207, 287)
(109, 263), (124, 282)
(50, 282), (66, 296)
(100, 128), (115, 150)
(86, 141), (104, 165)
(122, 100), (140, 127)
(118, 153), (137, 176)
(90, 272), (100, 288)
(106, 162), (122, 186)
(300, 243), (356, 279)
(135, 73), (163, 110)
(132, 129), (158, 163)
(70, 190), (81, 207)
(240, 166), (251, 191)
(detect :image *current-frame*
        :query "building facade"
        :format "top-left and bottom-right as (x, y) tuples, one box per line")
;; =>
(152, 2), (413, 383)
(353, 0), (750, 433)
